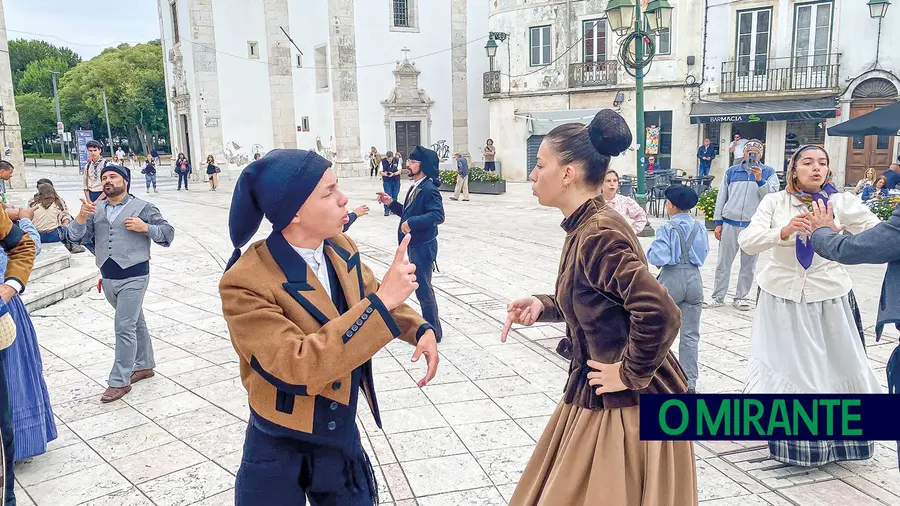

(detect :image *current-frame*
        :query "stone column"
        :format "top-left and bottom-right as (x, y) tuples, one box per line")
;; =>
(0, 0), (26, 188)
(450, 0), (470, 161)
(189, 0), (226, 180)
(264, 0), (298, 150)
(327, 0), (365, 177)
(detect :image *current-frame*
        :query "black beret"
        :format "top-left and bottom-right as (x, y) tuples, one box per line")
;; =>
(664, 184), (699, 211)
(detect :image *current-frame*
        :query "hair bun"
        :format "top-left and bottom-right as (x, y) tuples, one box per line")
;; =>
(588, 109), (633, 157)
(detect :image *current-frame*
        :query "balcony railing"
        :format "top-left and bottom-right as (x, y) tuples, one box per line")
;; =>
(720, 53), (841, 95)
(569, 60), (618, 88)
(483, 71), (501, 96)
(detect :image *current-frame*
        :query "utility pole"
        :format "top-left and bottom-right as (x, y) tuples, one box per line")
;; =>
(49, 71), (66, 166)
(102, 88), (114, 157)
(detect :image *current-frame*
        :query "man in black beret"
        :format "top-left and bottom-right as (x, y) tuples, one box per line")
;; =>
(377, 145), (446, 341)
(646, 184), (710, 393)
(220, 149), (439, 505)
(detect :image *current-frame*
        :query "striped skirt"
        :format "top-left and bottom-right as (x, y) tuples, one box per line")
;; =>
(2, 296), (56, 460)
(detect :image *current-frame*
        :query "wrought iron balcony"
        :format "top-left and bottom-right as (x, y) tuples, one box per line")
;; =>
(720, 53), (841, 95)
(483, 71), (501, 96)
(569, 61), (618, 88)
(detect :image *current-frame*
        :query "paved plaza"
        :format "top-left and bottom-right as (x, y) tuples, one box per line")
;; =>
(6, 168), (899, 505)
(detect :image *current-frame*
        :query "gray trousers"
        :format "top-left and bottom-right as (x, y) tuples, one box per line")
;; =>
(102, 275), (155, 387)
(658, 264), (703, 390)
(712, 223), (757, 301)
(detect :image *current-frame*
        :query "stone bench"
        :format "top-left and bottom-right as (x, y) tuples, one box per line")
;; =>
(21, 243), (98, 312)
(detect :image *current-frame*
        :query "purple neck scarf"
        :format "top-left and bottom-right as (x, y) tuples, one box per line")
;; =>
(794, 182), (838, 270)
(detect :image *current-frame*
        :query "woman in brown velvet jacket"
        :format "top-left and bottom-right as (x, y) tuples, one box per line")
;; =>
(501, 109), (698, 505)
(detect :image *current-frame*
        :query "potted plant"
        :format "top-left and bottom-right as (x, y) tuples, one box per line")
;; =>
(866, 195), (900, 221)
(438, 166), (506, 195)
(697, 189), (718, 230)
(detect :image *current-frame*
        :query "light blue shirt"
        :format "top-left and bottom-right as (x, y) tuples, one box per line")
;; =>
(647, 213), (710, 267)
(106, 195), (132, 223)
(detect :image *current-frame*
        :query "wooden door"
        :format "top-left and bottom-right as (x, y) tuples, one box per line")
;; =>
(394, 121), (421, 163)
(846, 101), (895, 184)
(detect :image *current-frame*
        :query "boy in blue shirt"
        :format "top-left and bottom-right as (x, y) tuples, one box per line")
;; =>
(647, 184), (710, 393)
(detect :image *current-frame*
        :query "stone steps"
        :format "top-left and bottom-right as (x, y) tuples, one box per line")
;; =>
(21, 243), (98, 312)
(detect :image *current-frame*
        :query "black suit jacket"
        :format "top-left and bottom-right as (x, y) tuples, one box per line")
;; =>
(388, 178), (445, 246)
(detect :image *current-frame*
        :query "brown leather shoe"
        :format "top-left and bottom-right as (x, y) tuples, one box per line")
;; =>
(100, 385), (132, 403)
(130, 369), (155, 384)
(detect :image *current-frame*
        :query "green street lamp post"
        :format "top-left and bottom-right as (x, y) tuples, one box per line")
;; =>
(605, 0), (673, 219)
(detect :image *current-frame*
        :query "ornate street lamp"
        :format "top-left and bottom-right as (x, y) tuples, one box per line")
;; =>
(605, 0), (674, 236)
(484, 38), (498, 70)
(868, 0), (891, 19)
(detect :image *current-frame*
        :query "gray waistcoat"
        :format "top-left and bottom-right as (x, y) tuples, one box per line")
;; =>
(93, 198), (153, 269)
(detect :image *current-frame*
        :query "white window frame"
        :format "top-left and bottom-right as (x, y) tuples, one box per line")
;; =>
(248, 41), (259, 60)
(300, 117), (310, 132)
(655, 29), (671, 56)
(170, 1), (180, 45)
(314, 45), (329, 92)
(793, 1), (832, 68)
(390, 0), (419, 33)
(296, 54), (303, 68)
(530, 25), (552, 67)
(583, 19), (606, 62)
(736, 8), (772, 78)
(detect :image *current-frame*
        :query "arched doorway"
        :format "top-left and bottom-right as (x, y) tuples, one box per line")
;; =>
(846, 77), (898, 183)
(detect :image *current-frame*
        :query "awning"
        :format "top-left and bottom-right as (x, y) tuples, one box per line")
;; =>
(689, 98), (838, 125)
(521, 108), (601, 135)
(827, 101), (900, 137)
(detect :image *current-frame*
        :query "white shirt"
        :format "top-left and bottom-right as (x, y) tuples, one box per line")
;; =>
(291, 242), (331, 298)
(738, 191), (880, 303)
(730, 139), (748, 158)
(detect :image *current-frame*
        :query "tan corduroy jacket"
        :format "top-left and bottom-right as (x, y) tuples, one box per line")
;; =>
(220, 232), (430, 446)
(0, 210), (36, 289)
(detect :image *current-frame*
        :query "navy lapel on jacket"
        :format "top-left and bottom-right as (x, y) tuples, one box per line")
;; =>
(267, 233), (338, 326)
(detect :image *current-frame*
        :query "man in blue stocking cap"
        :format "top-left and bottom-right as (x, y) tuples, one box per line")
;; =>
(377, 145), (445, 342)
(220, 149), (439, 505)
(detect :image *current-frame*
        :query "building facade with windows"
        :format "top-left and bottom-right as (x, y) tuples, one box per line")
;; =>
(694, 0), (900, 186)
(484, 0), (706, 182)
(157, 0), (489, 177)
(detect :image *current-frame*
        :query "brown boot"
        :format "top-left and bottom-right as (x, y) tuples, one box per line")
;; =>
(100, 385), (132, 403)
(130, 369), (155, 384)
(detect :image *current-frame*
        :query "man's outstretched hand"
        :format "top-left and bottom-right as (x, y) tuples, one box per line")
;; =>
(412, 329), (439, 387)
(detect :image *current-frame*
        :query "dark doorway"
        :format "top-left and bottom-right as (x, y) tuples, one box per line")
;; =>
(643, 111), (673, 171)
(179, 114), (192, 164)
(730, 121), (766, 164)
(394, 121), (421, 165)
(526, 135), (544, 179)
(846, 101), (895, 184)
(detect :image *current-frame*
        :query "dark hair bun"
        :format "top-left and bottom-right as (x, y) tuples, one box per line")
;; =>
(588, 109), (632, 157)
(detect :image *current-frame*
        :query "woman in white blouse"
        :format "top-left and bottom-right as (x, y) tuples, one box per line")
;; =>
(601, 170), (647, 235)
(738, 145), (882, 467)
(854, 167), (876, 194)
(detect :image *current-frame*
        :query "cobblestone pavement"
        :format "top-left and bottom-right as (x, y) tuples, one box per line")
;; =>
(8, 172), (899, 505)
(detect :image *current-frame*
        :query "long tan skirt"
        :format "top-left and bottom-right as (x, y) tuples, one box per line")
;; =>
(510, 402), (698, 506)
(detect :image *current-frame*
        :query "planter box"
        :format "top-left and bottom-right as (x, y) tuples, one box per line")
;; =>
(440, 180), (507, 195)
(704, 218), (716, 231)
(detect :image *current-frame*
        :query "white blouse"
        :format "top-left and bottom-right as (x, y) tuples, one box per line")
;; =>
(738, 191), (880, 303)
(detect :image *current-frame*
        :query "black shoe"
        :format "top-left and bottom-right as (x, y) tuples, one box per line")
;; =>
(555, 338), (573, 361)
(686, 388), (697, 394)
(384, 210), (390, 216)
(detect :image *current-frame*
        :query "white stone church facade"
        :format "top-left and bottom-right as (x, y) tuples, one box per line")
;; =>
(157, 0), (490, 178)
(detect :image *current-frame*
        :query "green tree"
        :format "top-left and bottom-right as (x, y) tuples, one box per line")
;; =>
(16, 57), (73, 98)
(59, 41), (168, 153)
(9, 39), (81, 90)
(16, 92), (56, 144)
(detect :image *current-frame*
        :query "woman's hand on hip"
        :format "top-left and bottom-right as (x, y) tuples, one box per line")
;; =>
(500, 296), (543, 342)
(587, 360), (627, 394)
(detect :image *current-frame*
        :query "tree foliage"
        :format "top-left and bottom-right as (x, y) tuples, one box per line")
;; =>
(9, 39), (81, 90)
(16, 93), (55, 143)
(16, 57), (73, 98)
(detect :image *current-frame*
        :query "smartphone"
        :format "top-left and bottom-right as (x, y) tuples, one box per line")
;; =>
(748, 152), (759, 166)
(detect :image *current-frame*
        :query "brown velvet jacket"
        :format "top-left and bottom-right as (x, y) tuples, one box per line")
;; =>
(535, 197), (687, 410)
(0, 210), (36, 289)
(220, 232), (430, 446)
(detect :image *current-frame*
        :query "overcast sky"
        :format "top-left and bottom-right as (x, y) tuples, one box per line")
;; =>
(5, 0), (160, 60)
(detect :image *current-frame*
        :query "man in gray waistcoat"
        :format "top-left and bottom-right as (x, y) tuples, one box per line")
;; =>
(67, 165), (175, 403)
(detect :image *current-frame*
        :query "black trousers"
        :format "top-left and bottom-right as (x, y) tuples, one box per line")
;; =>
(408, 241), (442, 342)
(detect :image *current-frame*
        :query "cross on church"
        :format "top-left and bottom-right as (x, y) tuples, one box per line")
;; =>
(401, 47), (410, 62)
